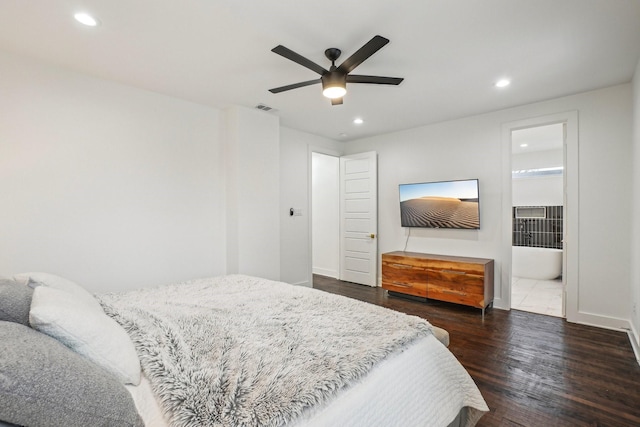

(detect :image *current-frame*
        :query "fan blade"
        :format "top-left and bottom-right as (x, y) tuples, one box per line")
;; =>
(269, 79), (321, 94)
(347, 75), (404, 85)
(331, 97), (343, 106)
(271, 45), (328, 75)
(336, 35), (389, 74)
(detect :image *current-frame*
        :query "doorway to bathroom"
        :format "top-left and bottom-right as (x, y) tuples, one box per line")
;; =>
(510, 123), (565, 317)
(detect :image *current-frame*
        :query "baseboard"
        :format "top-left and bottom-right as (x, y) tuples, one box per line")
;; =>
(493, 297), (507, 310)
(290, 280), (311, 288)
(312, 267), (337, 278)
(629, 322), (640, 366)
(569, 310), (630, 332)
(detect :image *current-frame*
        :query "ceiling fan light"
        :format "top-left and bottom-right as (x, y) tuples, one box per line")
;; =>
(322, 86), (346, 99)
(321, 73), (346, 99)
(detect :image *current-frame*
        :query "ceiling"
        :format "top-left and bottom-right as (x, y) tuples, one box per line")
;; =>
(1, 1), (639, 142)
(512, 123), (563, 155)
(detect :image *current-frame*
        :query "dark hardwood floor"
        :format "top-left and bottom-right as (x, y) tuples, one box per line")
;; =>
(313, 275), (640, 427)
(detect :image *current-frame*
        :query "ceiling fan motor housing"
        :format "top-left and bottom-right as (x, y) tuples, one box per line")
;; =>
(321, 72), (347, 97)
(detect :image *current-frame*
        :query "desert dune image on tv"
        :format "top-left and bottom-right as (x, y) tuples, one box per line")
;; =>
(399, 179), (480, 229)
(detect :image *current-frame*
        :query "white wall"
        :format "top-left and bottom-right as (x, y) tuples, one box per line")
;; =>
(512, 176), (563, 207)
(631, 58), (640, 353)
(0, 52), (226, 292)
(512, 149), (563, 206)
(279, 127), (343, 287)
(345, 115), (503, 278)
(343, 84), (633, 330)
(224, 106), (281, 281)
(512, 148), (563, 170)
(311, 153), (340, 278)
(0, 51), (340, 293)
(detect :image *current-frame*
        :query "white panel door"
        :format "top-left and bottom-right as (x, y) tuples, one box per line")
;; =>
(339, 152), (377, 286)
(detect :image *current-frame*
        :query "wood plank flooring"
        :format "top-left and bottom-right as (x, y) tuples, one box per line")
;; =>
(312, 275), (640, 427)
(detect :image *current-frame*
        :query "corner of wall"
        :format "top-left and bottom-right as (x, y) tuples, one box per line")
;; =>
(223, 105), (281, 280)
(630, 56), (640, 365)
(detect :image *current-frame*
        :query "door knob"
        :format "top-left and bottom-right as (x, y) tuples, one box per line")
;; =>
(370, 233), (376, 239)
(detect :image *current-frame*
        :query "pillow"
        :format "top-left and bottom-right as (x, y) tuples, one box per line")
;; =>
(1, 274), (28, 286)
(0, 321), (144, 427)
(13, 272), (102, 311)
(29, 286), (141, 385)
(0, 279), (33, 325)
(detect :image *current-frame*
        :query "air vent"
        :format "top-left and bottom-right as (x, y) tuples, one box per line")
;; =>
(515, 206), (546, 219)
(255, 103), (277, 112)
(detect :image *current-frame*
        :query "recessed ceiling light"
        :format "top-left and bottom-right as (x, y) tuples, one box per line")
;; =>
(495, 79), (511, 88)
(520, 143), (528, 148)
(353, 118), (364, 125)
(74, 12), (99, 27)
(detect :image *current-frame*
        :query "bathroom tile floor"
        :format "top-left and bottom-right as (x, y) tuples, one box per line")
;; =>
(512, 276), (563, 317)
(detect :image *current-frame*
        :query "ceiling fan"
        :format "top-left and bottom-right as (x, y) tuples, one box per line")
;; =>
(269, 35), (404, 105)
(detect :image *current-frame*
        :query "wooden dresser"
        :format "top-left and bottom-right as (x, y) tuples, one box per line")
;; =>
(381, 251), (494, 318)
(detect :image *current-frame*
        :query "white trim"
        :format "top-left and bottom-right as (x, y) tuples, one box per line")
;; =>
(500, 111), (579, 318)
(628, 321), (640, 365)
(570, 313), (629, 331)
(289, 280), (312, 288)
(312, 267), (338, 278)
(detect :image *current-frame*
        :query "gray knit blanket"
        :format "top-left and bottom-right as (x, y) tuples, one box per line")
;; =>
(99, 275), (433, 427)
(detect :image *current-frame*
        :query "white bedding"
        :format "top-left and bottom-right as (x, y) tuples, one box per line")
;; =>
(112, 275), (488, 427)
(127, 334), (487, 427)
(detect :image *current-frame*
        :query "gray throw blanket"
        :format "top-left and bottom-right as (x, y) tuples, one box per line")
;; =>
(99, 275), (433, 427)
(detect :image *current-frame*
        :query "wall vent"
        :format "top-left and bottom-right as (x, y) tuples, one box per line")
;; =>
(515, 206), (546, 219)
(255, 103), (277, 112)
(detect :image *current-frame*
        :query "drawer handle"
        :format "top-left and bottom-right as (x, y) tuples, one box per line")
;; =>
(391, 282), (411, 287)
(442, 289), (467, 296)
(441, 269), (466, 275)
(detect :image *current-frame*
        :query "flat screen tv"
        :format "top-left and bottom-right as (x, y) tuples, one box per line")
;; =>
(399, 179), (480, 229)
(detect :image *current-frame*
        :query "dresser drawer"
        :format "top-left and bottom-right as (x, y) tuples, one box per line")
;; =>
(426, 269), (485, 307)
(426, 269), (485, 294)
(381, 261), (427, 297)
(427, 260), (486, 275)
(426, 285), (486, 308)
(382, 280), (427, 297)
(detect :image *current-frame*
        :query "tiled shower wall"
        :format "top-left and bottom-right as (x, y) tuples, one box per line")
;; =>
(512, 206), (563, 249)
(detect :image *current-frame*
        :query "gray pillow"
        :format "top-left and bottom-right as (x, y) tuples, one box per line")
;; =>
(0, 279), (33, 325)
(0, 321), (144, 427)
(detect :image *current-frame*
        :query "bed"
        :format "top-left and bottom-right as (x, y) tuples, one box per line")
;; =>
(0, 273), (488, 427)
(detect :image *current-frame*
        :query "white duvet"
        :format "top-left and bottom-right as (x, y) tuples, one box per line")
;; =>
(127, 335), (488, 427)
(115, 276), (488, 427)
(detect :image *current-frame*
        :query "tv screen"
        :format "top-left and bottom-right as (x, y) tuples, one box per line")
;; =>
(399, 179), (480, 229)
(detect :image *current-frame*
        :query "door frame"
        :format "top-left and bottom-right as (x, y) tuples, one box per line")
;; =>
(307, 147), (379, 288)
(307, 146), (342, 288)
(500, 111), (579, 321)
